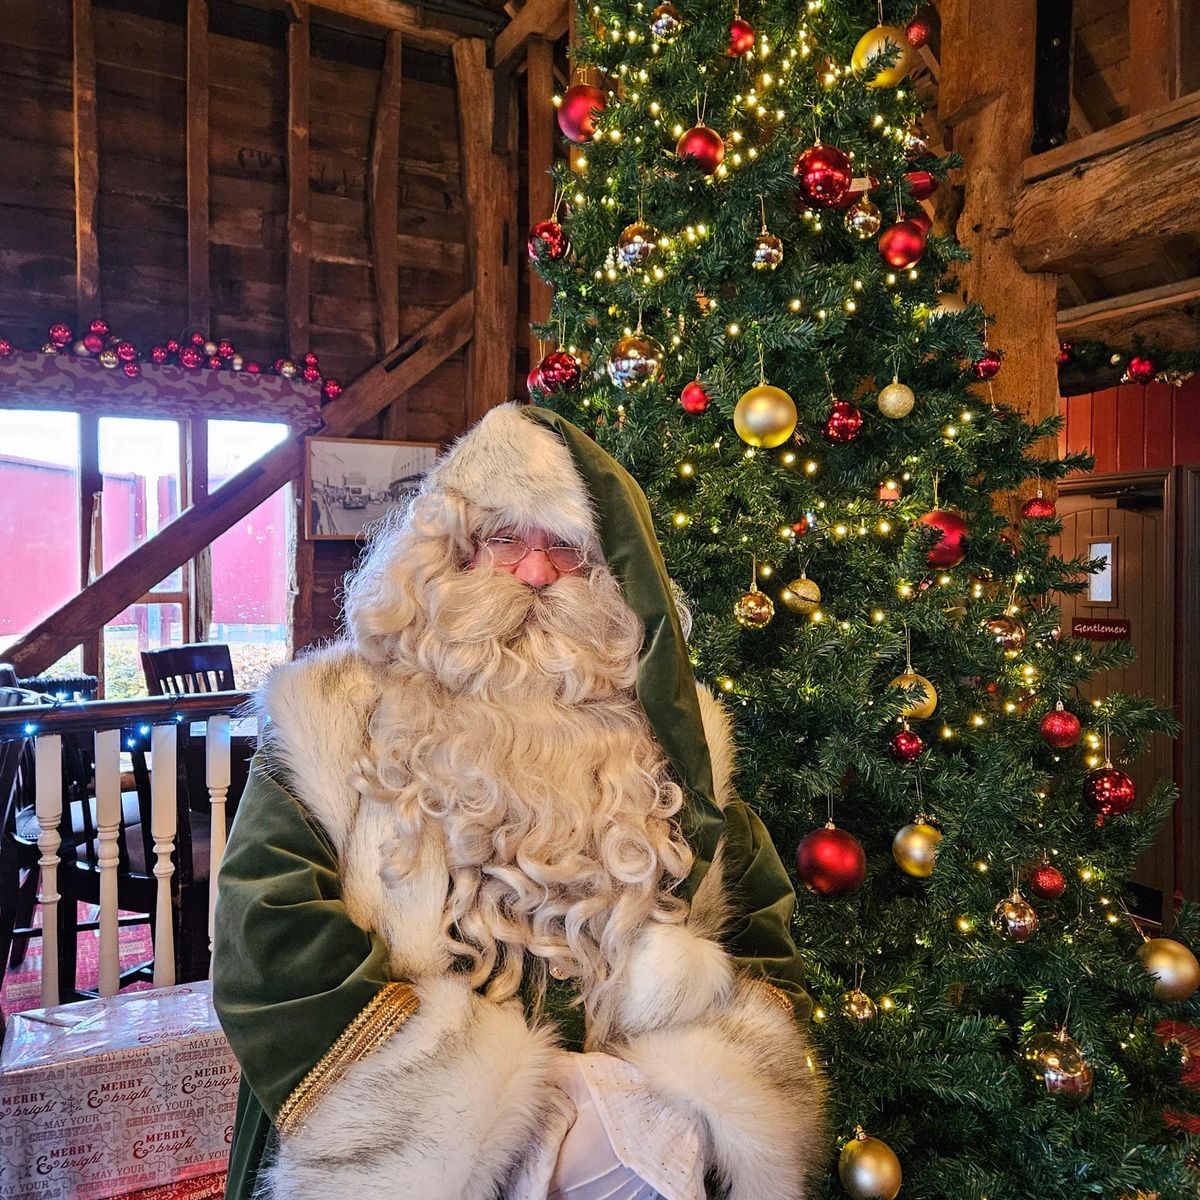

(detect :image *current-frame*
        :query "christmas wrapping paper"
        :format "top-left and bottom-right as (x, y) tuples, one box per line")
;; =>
(0, 983), (238, 1200)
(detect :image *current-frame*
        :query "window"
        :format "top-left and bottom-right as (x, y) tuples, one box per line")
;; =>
(1087, 539), (1116, 605)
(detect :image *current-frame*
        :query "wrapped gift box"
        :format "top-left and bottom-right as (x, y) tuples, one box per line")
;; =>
(0, 983), (239, 1200)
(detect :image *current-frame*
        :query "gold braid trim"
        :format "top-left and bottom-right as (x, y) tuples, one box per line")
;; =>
(753, 978), (796, 1015)
(275, 982), (421, 1139)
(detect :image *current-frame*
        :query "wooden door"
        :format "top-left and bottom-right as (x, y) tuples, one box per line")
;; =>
(1055, 473), (1175, 921)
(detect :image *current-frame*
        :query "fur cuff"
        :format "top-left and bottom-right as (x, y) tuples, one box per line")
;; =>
(264, 976), (563, 1200)
(618, 977), (827, 1200)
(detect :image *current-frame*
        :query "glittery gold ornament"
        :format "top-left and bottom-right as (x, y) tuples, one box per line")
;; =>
(841, 988), (878, 1022)
(992, 887), (1039, 941)
(781, 573), (821, 615)
(734, 587), (774, 629)
(650, 2), (682, 39)
(753, 231), (784, 270)
(1023, 1029), (1094, 1105)
(616, 223), (659, 269)
(839, 1127), (902, 1200)
(877, 376), (915, 418)
(848, 197), (882, 238)
(892, 821), (941, 878)
(986, 615), (1027, 656)
(606, 333), (664, 389)
(98, 348), (120, 369)
(851, 24), (914, 88)
(1138, 937), (1200, 1001)
(889, 672), (937, 719)
(734, 384), (797, 448)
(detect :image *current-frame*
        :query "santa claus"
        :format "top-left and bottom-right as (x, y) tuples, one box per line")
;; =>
(214, 403), (826, 1200)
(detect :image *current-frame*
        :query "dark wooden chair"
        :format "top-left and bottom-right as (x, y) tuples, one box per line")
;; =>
(141, 644), (235, 696)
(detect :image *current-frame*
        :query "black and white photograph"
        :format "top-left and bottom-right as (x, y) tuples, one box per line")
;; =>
(304, 436), (438, 541)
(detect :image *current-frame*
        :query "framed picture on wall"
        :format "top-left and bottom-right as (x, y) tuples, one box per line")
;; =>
(304, 436), (440, 541)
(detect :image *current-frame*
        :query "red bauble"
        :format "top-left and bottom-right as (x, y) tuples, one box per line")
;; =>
(878, 219), (927, 269)
(972, 348), (1002, 379)
(149, 345), (168, 364)
(681, 379), (711, 414)
(676, 125), (725, 174)
(906, 15), (932, 47)
(302, 364), (322, 383)
(116, 340), (138, 363)
(190, 332), (207, 347)
(321, 378), (343, 400)
(0, 338), (12, 359)
(166, 338), (181, 354)
(557, 84), (606, 143)
(792, 144), (853, 208)
(526, 364), (545, 396)
(1021, 491), (1056, 519)
(537, 350), (582, 393)
(1040, 704), (1081, 748)
(890, 727), (924, 764)
(904, 170), (938, 200)
(179, 346), (204, 370)
(727, 16), (755, 56)
(792, 514), (814, 536)
(823, 400), (863, 443)
(122, 361), (141, 378)
(908, 208), (933, 233)
(303, 351), (319, 367)
(1026, 862), (1066, 900)
(82, 332), (105, 355)
(88, 318), (110, 337)
(48, 323), (73, 347)
(918, 509), (969, 567)
(1127, 356), (1156, 384)
(218, 339), (236, 359)
(528, 219), (570, 262)
(207, 354), (223, 369)
(1084, 765), (1136, 825)
(1056, 340), (1073, 366)
(795, 824), (867, 897)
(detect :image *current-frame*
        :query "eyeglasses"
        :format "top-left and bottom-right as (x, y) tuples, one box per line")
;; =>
(478, 536), (588, 573)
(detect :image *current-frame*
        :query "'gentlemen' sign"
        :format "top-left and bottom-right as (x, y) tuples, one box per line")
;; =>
(1071, 617), (1131, 641)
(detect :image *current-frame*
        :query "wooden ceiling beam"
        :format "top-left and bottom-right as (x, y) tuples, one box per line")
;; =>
(3, 294), (475, 678)
(1056, 276), (1200, 333)
(287, 5), (311, 357)
(1128, 0), (1180, 114)
(187, 0), (211, 332)
(230, 0), (461, 46)
(494, 0), (567, 70)
(72, 0), (101, 323)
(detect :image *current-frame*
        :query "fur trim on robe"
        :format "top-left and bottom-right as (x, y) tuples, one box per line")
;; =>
(254, 645), (826, 1200)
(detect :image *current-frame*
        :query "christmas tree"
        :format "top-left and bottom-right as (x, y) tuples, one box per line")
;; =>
(528, 1), (1200, 1196)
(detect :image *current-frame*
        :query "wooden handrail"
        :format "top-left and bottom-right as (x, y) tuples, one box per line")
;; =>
(0, 690), (252, 739)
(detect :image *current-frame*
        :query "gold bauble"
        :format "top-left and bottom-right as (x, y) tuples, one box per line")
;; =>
(734, 384), (797, 448)
(892, 822), (941, 878)
(1138, 937), (1200, 1001)
(848, 198), (882, 238)
(839, 1128), (902, 1200)
(992, 888), (1039, 942)
(781, 574), (821, 615)
(650, 1), (682, 39)
(606, 333), (664, 389)
(1022, 1030), (1094, 1105)
(889, 672), (937, 719)
(986, 615), (1027, 656)
(753, 231), (784, 270)
(851, 24), (914, 88)
(877, 376), (915, 419)
(734, 586), (774, 629)
(616, 222), (659, 269)
(841, 988), (878, 1022)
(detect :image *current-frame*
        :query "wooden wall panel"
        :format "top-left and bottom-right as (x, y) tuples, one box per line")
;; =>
(1061, 377), (1200, 471)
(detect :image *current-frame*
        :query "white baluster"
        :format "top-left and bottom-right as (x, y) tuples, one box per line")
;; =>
(94, 728), (122, 997)
(151, 724), (178, 988)
(34, 734), (63, 1009)
(205, 713), (231, 976)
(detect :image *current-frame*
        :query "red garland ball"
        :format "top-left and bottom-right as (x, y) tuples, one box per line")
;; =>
(190, 332), (207, 348)
(246, 360), (262, 374)
(116, 340), (138, 363)
(1040, 705), (1081, 748)
(0, 338), (12, 359)
(906, 15), (932, 47)
(824, 400), (864, 443)
(1084, 766), (1136, 824)
(904, 170), (938, 200)
(676, 125), (725, 174)
(321, 377), (343, 400)
(218, 339), (236, 359)
(207, 354), (223, 369)
(681, 379), (711, 414)
(918, 509), (969, 567)
(150, 345), (168, 364)
(795, 824), (867, 897)
(1056, 340), (1073, 366)
(792, 144), (853, 208)
(879, 219), (927, 269)
(890, 727), (924, 764)
(727, 16), (755, 56)
(302, 364), (322, 383)
(273, 356), (286, 373)
(179, 346), (204, 370)
(528, 219), (570, 262)
(1026, 862), (1066, 901)
(526, 364), (545, 396)
(122, 361), (141, 378)
(557, 84), (606, 143)
(48, 323), (73, 347)
(303, 351), (319, 367)
(972, 348), (1002, 379)
(538, 350), (582, 393)
(82, 332), (105, 355)
(1022, 491), (1057, 519)
(1127, 356), (1156, 384)
(88, 318), (110, 337)
(166, 338), (181, 355)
